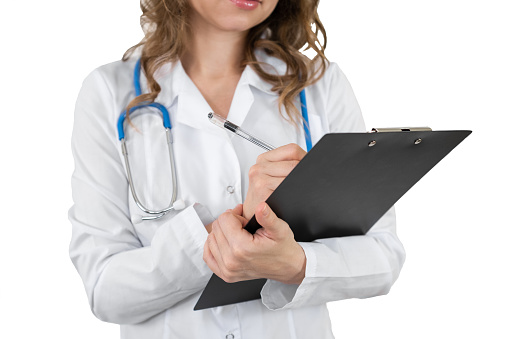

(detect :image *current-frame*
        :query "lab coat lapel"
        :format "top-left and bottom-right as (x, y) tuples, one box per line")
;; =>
(225, 70), (254, 129)
(168, 61), (216, 132)
(175, 63), (257, 132)
(152, 60), (215, 133)
(176, 85), (216, 132)
(226, 63), (281, 129)
(156, 60), (278, 133)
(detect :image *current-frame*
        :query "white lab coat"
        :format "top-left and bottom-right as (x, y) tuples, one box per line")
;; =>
(69, 50), (406, 339)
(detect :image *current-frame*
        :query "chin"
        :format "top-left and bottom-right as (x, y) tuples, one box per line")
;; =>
(189, 0), (276, 34)
(215, 9), (270, 33)
(218, 17), (259, 32)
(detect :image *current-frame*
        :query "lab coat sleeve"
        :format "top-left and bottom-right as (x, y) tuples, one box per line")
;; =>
(260, 63), (406, 310)
(69, 69), (211, 324)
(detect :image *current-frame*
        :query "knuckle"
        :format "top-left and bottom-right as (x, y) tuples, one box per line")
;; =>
(253, 178), (265, 191)
(222, 272), (236, 284)
(226, 212), (239, 224)
(248, 165), (259, 179)
(217, 213), (226, 225)
(289, 143), (304, 158)
(223, 256), (239, 272)
(256, 153), (265, 164)
(218, 212), (233, 225)
(290, 144), (300, 158)
(232, 245), (246, 260)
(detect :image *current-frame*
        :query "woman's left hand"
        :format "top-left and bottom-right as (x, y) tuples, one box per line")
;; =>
(203, 203), (306, 285)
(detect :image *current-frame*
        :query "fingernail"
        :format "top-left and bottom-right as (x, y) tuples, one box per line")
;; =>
(262, 204), (269, 216)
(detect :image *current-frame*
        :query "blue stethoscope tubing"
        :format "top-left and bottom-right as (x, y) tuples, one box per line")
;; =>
(117, 60), (179, 222)
(117, 59), (311, 222)
(299, 90), (312, 152)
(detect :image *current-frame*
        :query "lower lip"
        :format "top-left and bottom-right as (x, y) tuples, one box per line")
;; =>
(230, 0), (260, 10)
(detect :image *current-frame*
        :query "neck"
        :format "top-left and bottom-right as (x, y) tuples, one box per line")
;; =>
(181, 15), (248, 79)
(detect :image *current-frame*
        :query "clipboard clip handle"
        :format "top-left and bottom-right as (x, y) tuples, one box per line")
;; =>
(370, 127), (432, 133)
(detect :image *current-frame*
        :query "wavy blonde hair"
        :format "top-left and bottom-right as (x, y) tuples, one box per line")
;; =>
(123, 0), (328, 125)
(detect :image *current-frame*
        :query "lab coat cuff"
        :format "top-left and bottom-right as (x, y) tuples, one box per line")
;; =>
(260, 242), (317, 310)
(152, 204), (210, 281)
(193, 203), (215, 226)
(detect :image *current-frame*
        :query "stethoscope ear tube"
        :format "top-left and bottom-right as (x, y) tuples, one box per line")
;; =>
(121, 127), (182, 221)
(300, 90), (312, 152)
(134, 59), (143, 97)
(117, 59), (180, 223)
(117, 103), (172, 141)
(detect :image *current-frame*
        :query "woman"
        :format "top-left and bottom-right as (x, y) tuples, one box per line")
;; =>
(69, 0), (406, 338)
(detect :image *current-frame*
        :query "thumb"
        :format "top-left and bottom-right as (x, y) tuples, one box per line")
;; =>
(254, 202), (286, 238)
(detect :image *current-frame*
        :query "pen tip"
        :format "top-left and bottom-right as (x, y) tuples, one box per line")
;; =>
(207, 112), (213, 119)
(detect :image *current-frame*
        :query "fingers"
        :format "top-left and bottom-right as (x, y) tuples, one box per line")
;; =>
(256, 143), (306, 163)
(249, 160), (300, 179)
(212, 218), (231, 249)
(252, 174), (284, 193)
(217, 212), (252, 244)
(204, 212), (252, 283)
(254, 202), (291, 240)
(232, 203), (243, 216)
(203, 236), (222, 277)
(204, 203), (295, 283)
(205, 218), (236, 280)
(226, 205), (249, 227)
(232, 213), (249, 228)
(255, 202), (275, 227)
(243, 145), (304, 221)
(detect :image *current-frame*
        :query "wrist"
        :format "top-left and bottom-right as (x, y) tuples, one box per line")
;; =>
(290, 244), (307, 284)
(277, 243), (306, 285)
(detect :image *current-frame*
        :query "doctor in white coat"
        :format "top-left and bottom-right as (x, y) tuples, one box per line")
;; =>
(69, 0), (406, 338)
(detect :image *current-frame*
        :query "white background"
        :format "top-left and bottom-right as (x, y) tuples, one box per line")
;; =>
(1, 0), (507, 338)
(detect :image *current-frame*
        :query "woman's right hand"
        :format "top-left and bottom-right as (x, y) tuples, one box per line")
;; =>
(242, 143), (307, 221)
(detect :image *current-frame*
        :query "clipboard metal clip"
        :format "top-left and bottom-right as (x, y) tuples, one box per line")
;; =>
(370, 127), (432, 133)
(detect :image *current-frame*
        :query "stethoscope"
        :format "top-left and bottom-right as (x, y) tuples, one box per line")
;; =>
(117, 59), (312, 223)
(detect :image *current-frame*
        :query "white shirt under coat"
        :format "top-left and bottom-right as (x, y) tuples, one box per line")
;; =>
(69, 51), (406, 339)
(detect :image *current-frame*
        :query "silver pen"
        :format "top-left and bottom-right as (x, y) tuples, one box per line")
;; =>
(208, 112), (275, 151)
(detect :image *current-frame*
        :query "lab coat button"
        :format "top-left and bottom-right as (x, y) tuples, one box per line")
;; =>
(226, 334), (234, 339)
(226, 186), (235, 194)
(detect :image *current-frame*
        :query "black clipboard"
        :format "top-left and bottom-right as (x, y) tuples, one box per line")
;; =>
(194, 129), (471, 310)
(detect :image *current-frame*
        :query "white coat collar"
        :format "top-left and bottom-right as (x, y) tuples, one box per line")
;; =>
(149, 50), (285, 131)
